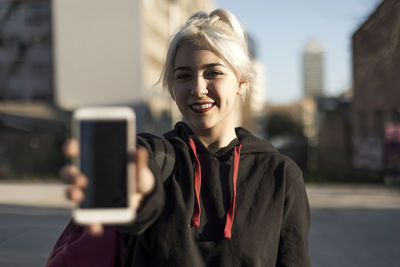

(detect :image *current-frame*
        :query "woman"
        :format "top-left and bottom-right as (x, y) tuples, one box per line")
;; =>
(57, 9), (311, 267)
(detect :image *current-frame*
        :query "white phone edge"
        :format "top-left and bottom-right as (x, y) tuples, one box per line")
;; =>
(71, 106), (136, 225)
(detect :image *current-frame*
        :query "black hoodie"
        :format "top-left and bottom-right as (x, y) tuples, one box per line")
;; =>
(121, 122), (311, 267)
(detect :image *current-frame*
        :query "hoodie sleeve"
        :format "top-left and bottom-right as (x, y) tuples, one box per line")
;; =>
(276, 161), (311, 267)
(117, 135), (166, 235)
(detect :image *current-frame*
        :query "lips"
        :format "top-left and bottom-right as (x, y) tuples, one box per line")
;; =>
(190, 102), (215, 113)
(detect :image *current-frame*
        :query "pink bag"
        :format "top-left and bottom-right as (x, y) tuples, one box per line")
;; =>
(46, 220), (125, 267)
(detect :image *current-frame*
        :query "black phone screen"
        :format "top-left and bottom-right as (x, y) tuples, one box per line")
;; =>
(79, 120), (127, 209)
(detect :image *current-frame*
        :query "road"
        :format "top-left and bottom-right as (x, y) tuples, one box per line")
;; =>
(0, 182), (399, 267)
(0, 205), (70, 267)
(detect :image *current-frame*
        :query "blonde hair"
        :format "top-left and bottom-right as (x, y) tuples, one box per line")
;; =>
(160, 9), (255, 99)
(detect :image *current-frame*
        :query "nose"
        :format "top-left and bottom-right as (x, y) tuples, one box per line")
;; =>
(190, 75), (208, 96)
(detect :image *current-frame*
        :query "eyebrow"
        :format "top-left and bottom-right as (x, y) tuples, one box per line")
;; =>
(174, 63), (226, 72)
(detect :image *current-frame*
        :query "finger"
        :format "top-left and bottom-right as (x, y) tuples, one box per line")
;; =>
(129, 148), (154, 194)
(66, 185), (85, 202)
(132, 193), (144, 210)
(60, 165), (88, 187)
(73, 173), (88, 188)
(136, 148), (155, 194)
(137, 165), (155, 195)
(63, 139), (80, 158)
(87, 223), (104, 236)
(135, 147), (148, 168)
(60, 165), (79, 183)
(60, 165), (76, 182)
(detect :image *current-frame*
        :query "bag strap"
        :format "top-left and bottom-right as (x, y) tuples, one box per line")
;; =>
(122, 137), (175, 267)
(153, 137), (175, 182)
(138, 133), (176, 181)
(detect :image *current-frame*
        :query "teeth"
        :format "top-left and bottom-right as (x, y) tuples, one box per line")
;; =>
(192, 103), (213, 110)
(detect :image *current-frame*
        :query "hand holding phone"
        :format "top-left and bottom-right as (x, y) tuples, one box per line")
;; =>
(61, 108), (155, 235)
(62, 141), (154, 235)
(71, 107), (136, 225)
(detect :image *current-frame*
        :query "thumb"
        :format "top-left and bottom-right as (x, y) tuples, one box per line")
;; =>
(134, 148), (155, 195)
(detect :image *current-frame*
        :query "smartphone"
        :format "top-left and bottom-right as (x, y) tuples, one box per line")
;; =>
(72, 106), (136, 225)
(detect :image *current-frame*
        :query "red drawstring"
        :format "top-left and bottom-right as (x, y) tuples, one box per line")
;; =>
(188, 138), (242, 239)
(223, 143), (242, 239)
(189, 138), (201, 227)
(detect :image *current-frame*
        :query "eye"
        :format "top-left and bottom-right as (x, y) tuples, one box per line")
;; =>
(204, 70), (223, 79)
(174, 72), (192, 80)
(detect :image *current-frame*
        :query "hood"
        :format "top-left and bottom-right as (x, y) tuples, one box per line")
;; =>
(165, 122), (278, 155)
(164, 122), (278, 239)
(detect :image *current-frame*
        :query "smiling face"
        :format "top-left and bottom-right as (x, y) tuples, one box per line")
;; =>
(172, 44), (247, 136)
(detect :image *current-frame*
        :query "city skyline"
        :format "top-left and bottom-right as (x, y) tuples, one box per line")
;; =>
(216, 0), (382, 104)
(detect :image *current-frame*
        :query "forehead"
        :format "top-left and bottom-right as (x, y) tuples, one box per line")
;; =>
(174, 44), (225, 67)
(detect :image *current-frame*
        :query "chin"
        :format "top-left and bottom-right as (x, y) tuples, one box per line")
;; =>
(188, 120), (215, 132)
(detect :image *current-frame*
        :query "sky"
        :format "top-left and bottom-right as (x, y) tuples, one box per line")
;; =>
(216, 0), (382, 104)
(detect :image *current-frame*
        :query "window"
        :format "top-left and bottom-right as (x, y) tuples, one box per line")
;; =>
(6, 5), (23, 20)
(31, 62), (51, 78)
(0, 6), (7, 19)
(30, 34), (51, 46)
(25, 4), (49, 24)
(373, 109), (383, 137)
(32, 92), (52, 101)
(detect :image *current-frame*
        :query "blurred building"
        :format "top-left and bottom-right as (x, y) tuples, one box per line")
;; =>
(267, 98), (317, 142)
(352, 0), (400, 171)
(0, 0), (64, 178)
(302, 40), (324, 98)
(51, 0), (214, 133)
(265, 98), (317, 171)
(0, 0), (216, 178)
(266, 95), (353, 175)
(0, 0), (271, 179)
(0, 103), (67, 178)
(317, 96), (352, 172)
(0, 0), (52, 101)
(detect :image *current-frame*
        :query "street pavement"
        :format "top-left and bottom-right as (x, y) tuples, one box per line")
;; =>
(0, 182), (400, 267)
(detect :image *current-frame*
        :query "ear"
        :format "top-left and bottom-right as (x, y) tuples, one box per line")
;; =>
(236, 81), (249, 96)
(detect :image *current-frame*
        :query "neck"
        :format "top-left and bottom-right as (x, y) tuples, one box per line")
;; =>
(191, 124), (237, 153)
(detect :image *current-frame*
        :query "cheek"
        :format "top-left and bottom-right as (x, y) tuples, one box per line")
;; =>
(172, 82), (186, 97)
(215, 81), (240, 101)
(172, 85), (180, 98)
(172, 90), (186, 107)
